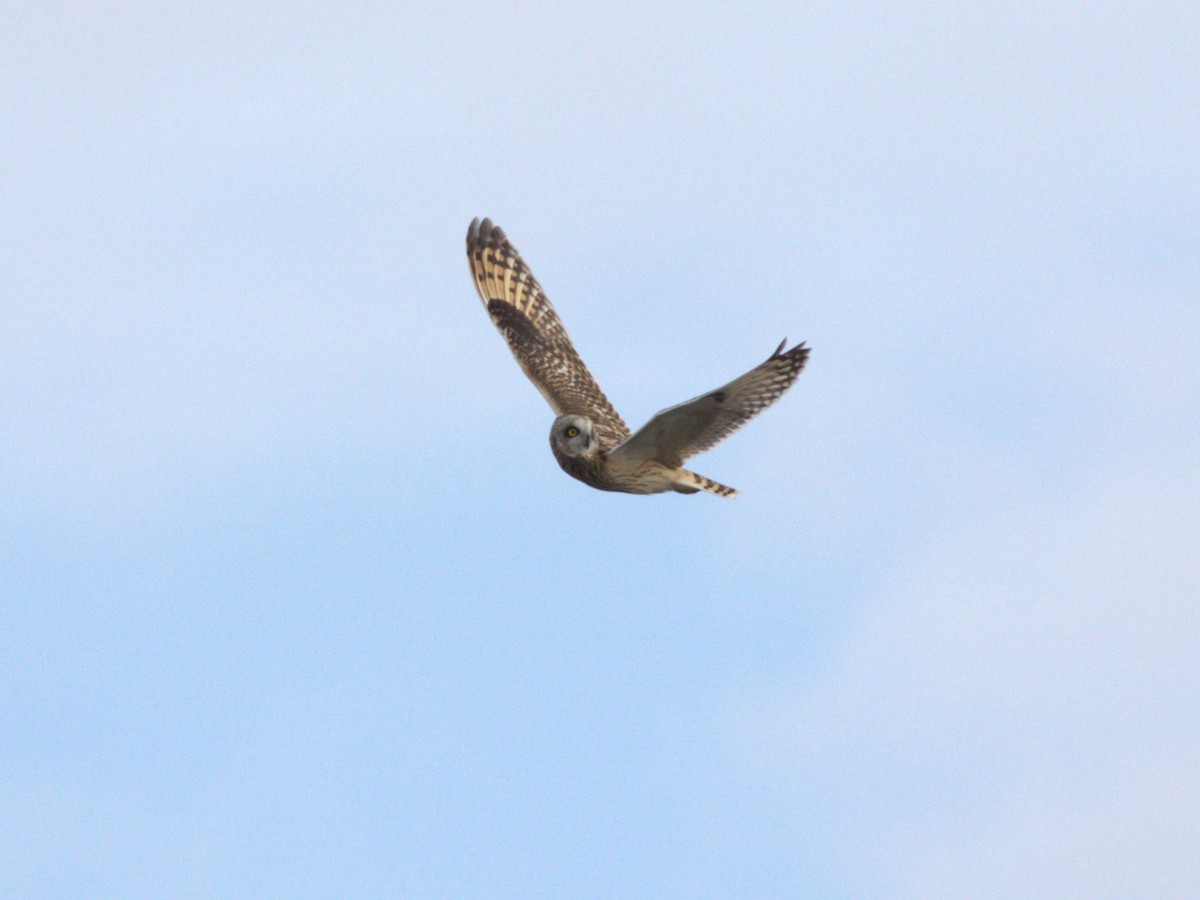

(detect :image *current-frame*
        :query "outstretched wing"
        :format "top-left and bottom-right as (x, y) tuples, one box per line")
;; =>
(466, 218), (631, 448)
(609, 340), (810, 468)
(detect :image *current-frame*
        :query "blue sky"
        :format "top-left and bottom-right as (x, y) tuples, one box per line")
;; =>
(3, 3), (1197, 896)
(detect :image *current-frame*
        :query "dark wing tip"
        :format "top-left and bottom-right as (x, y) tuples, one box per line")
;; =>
(769, 339), (811, 385)
(770, 338), (810, 360)
(467, 217), (506, 251)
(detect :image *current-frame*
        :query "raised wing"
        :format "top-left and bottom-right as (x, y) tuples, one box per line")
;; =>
(610, 340), (810, 468)
(466, 218), (631, 449)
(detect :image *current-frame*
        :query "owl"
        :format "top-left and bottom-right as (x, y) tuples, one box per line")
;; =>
(466, 218), (809, 497)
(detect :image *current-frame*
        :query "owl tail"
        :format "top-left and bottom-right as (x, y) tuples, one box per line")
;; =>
(674, 469), (738, 498)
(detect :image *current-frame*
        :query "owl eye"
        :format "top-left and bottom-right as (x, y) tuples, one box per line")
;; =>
(565, 426), (580, 438)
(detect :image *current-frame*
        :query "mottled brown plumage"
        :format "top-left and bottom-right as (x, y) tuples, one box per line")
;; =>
(465, 217), (810, 497)
(466, 217), (631, 450)
(608, 339), (810, 469)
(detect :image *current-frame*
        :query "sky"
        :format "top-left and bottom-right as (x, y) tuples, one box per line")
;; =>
(2, 2), (1198, 896)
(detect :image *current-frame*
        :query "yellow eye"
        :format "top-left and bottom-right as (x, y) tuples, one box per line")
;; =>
(565, 426), (579, 438)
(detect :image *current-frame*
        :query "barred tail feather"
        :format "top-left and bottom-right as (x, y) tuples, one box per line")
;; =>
(674, 469), (738, 498)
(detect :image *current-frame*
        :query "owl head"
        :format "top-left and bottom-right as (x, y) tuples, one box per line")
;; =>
(550, 414), (597, 458)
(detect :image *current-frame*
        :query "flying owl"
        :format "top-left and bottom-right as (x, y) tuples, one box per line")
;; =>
(466, 217), (809, 498)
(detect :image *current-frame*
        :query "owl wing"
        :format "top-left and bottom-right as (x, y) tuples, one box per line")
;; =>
(609, 340), (810, 469)
(466, 218), (631, 448)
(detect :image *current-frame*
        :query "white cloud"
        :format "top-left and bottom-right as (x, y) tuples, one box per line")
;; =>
(891, 760), (1200, 899)
(737, 458), (1200, 894)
